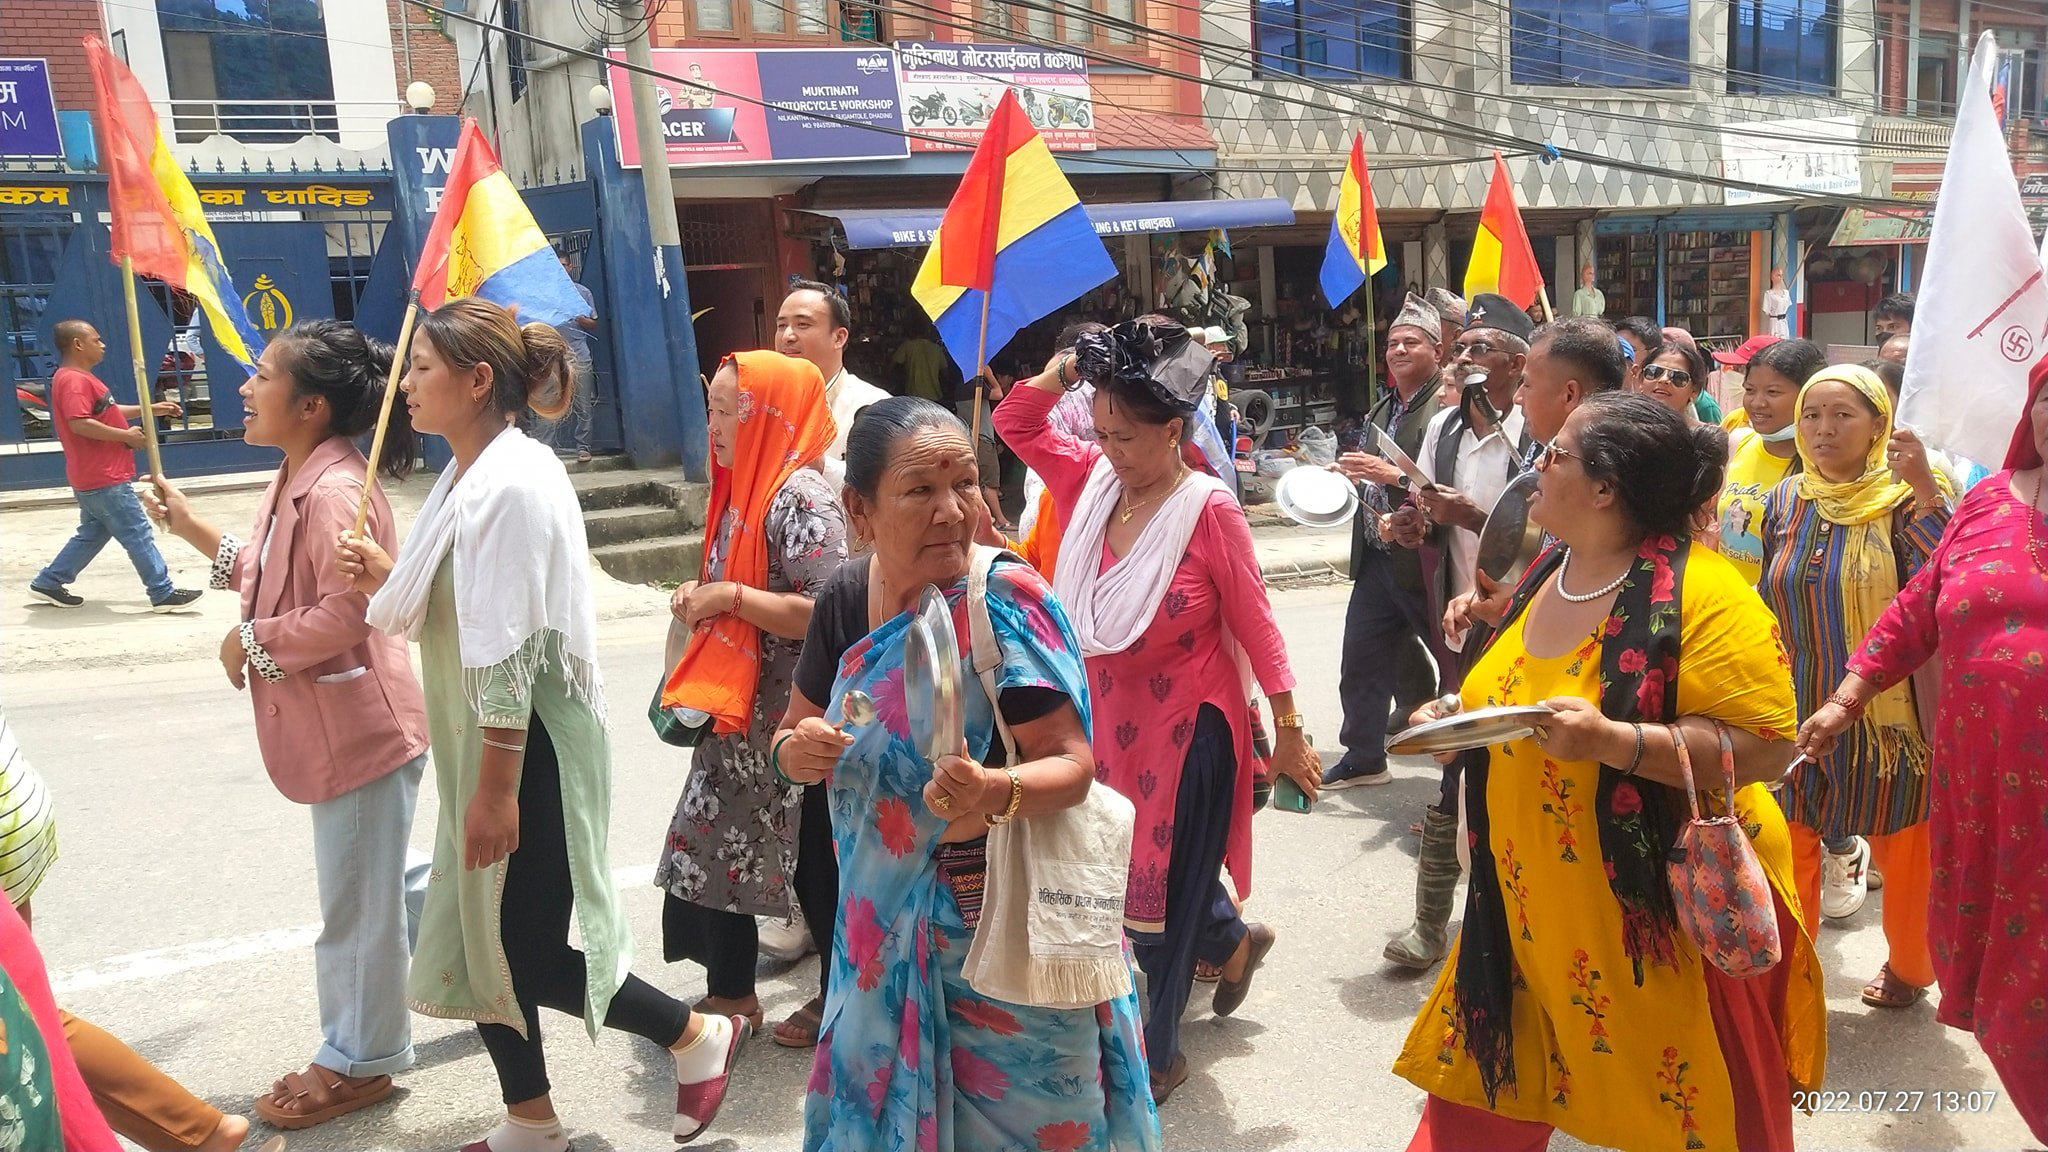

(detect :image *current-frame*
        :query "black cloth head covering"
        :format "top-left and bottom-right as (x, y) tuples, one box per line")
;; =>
(1074, 317), (1214, 413)
(1464, 293), (1537, 343)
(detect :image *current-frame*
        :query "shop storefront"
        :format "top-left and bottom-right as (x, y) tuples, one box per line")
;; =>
(1593, 213), (1781, 346)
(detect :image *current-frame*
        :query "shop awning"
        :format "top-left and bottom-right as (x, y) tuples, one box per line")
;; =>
(802, 198), (1295, 249)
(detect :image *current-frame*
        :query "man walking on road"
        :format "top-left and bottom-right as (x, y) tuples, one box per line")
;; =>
(1324, 295), (1447, 790)
(29, 320), (200, 612)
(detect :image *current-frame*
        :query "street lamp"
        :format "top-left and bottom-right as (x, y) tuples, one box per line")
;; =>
(590, 84), (614, 116)
(405, 81), (435, 114)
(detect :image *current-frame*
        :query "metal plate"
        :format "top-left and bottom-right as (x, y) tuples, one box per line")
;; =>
(1385, 705), (1555, 756)
(1477, 470), (1544, 585)
(903, 585), (962, 762)
(1273, 465), (1359, 528)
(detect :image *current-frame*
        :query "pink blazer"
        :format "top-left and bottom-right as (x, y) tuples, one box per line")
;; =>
(226, 437), (428, 804)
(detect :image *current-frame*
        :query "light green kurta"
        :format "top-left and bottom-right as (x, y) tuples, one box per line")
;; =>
(408, 558), (629, 1039)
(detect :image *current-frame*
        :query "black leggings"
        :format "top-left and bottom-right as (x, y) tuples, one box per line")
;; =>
(663, 780), (839, 1002)
(477, 715), (691, 1105)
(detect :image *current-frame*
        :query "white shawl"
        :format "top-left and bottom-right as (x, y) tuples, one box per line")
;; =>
(367, 428), (606, 721)
(1051, 456), (1229, 657)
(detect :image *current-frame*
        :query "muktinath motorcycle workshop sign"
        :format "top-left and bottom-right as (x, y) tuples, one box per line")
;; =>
(607, 47), (908, 167)
(895, 42), (1095, 153)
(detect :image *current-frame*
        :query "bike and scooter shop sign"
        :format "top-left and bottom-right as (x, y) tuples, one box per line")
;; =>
(606, 47), (908, 168)
(895, 42), (1095, 153)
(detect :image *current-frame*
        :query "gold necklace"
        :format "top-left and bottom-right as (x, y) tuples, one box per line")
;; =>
(2026, 471), (2046, 572)
(1119, 466), (1188, 524)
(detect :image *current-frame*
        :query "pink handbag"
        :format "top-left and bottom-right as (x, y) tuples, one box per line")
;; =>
(1664, 721), (1783, 979)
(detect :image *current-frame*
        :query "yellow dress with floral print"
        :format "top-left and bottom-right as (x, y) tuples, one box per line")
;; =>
(1394, 546), (1826, 1152)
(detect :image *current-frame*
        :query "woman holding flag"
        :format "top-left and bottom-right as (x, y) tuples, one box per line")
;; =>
(337, 299), (746, 1149)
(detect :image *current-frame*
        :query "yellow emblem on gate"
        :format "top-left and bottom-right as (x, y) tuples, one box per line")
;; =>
(242, 275), (293, 332)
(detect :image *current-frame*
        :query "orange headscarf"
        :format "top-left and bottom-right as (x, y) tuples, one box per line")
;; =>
(661, 351), (836, 734)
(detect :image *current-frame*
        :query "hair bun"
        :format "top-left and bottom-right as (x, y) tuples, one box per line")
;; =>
(517, 321), (574, 422)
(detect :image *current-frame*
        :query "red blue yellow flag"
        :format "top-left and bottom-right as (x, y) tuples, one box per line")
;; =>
(84, 36), (263, 372)
(413, 119), (587, 326)
(911, 90), (1113, 375)
(1319, 134), (1386, 307)
(1464, 151), (1544, 310)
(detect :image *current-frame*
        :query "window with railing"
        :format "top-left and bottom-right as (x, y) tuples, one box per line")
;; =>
(156, 0), (339, 144)
(1726, 0), (1838, 96)
(979, 0), (1142, 49)
(1252, 0), (1409, 81)
(1509, 0), (1691, 88)
(683, 0), (839, 40)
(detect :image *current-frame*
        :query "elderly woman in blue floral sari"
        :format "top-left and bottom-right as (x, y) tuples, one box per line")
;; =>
(774, 396), (1159, 1152)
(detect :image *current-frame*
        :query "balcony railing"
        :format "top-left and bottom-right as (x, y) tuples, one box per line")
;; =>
(163, 99), (399, 146)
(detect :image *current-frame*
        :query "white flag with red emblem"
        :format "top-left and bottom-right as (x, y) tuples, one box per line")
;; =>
(1899, 31), (2048, 471)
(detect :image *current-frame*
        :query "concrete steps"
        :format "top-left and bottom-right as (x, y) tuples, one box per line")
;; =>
(572, 466), (708, 586)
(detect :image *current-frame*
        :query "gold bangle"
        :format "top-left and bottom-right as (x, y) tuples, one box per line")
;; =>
(1271, 711), (1306, 729)
(985, 766), (1023, 825)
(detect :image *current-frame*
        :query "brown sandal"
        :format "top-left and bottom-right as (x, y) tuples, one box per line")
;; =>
(1860, 962), (1927, 1009)
(694, 996), (765, 1033)
(1194, 961), (1222, 984)
(1149, 1052), (1189, 1105)
(773, 996), (824, 1048)
(253, 1064), (393, 1130)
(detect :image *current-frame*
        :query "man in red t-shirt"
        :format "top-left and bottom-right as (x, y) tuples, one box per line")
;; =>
(30, 320), (202, 611)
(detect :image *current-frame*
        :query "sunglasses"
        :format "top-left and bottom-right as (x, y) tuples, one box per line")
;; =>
(1641, 364), (1694, 387)
(1533, 438), (1581, 470)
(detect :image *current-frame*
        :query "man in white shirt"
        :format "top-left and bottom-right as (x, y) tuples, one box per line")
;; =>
(775, 280), (887, 489)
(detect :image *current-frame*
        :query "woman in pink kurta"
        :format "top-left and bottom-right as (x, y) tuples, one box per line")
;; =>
(1799, 358), (2048, 1144)
(994, 318), (1319, 1104)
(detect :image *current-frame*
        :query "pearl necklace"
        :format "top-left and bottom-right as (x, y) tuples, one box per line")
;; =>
(1554, 548), (1632, 603)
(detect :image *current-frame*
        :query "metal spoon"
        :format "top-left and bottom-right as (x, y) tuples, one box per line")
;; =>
(840, 690), (877, 727)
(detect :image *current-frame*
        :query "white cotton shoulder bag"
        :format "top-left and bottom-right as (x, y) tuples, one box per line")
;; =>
(958, 545), (1137, 1010)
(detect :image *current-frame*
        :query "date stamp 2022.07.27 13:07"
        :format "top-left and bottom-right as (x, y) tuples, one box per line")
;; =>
(1791, 1090), (2002, 1115)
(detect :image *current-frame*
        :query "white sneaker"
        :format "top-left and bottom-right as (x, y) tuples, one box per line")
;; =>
(1821, 837), (1871, 920)
(758, 910), (814, 962)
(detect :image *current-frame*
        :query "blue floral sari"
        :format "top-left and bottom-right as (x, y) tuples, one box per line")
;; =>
(803, 556), (1160, 1152)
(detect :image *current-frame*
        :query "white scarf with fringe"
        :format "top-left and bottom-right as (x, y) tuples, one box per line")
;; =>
(367, 428), (607, 723)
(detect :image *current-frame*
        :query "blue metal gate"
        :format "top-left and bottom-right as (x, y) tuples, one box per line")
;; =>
(522, 179), (623, 455)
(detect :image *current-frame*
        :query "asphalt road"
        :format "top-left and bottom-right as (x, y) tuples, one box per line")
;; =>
(7, 584), (2037, 1151)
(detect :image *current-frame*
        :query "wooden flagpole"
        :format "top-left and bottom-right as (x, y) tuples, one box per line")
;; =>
(1363, 267), (1379, 405)
(969, 290), (992, 447)
(1536, 283), (1557, 324)
(351, 291), (421, 534)
(120, 256), (164, 483)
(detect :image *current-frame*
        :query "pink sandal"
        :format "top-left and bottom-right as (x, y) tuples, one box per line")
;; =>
(674, 1014), (751, 1144)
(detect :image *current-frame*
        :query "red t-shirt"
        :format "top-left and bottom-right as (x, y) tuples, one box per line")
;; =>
(49, 367), (136, 490)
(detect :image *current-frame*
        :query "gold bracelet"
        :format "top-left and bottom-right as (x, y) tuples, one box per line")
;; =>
(985, 766), (1023, 825)
(1271, 711), (1306, 729)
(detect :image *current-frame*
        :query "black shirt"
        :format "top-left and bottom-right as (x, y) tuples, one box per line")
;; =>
(793, 559), (1067, 765)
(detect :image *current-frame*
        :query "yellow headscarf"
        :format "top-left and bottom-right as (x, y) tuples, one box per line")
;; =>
(1792, 365), (1948, 770)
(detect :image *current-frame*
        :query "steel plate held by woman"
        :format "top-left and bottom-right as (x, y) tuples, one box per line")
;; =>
(1477, 470), (1543, 584)
(904, 584), (963, 761)
(1385, 705), (1555, 756)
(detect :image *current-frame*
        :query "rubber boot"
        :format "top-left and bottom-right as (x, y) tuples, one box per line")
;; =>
(1385, 806), (1462, 969)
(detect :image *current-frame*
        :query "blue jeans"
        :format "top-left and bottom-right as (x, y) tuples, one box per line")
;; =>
(36, 482), (173, 602)
(309, 754), (431, 1077)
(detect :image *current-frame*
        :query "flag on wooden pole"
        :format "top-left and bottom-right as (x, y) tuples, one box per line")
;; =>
(83, 36), (263, 371)
(1899, 31), (2048, 471)
(413, 119), (590, 325)
(1319, 133), (1386, 307)
(910, 90), (1115, 377)
(1464, 152), (1544, 314)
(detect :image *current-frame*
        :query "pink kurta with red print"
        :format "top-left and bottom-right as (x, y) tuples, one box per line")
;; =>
(994, 385), (1296, 931)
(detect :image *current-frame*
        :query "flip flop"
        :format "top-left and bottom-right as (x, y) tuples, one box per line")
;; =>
(1860, 962), (1927, 1009)
(675, 1014), (752, 1144)
(693, 996), (764, 1034)
(773, 995), (824, 1048)
(253, 1065), (393, 1130)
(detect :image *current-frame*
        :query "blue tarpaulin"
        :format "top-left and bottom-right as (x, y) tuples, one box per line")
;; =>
(803, 198), (1296, 249)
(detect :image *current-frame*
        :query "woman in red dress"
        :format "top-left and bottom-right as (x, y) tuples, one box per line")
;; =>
(1799, 356), (2048, 1143)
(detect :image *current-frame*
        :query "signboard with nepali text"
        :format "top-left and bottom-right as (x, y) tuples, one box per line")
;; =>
(0, 59), (63, 160)
(607, 47), (907, 168)
(895, 42), (1094, 152)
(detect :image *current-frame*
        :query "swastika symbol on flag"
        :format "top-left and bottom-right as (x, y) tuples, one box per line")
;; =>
(2001, 325), (2034, 362)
